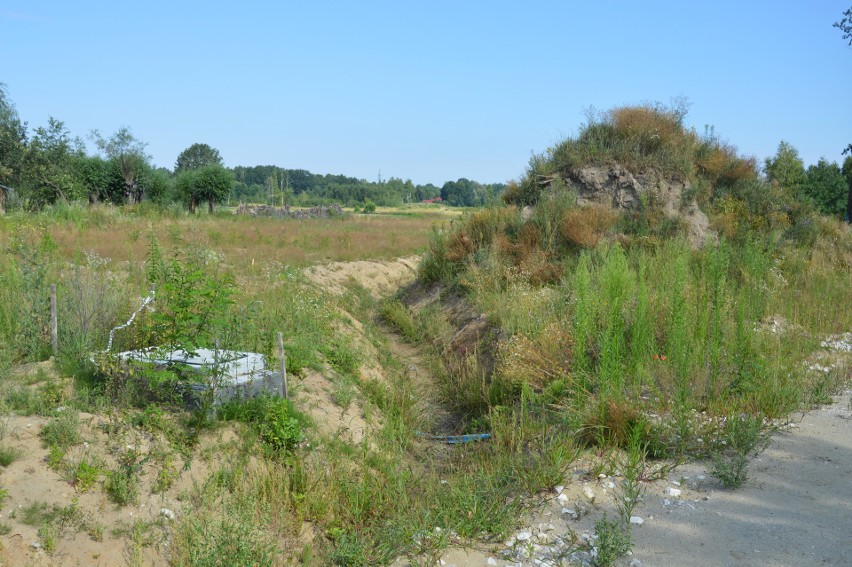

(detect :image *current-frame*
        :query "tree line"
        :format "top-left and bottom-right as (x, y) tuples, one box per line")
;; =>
(0, 84), (505, 213)
(0, 83), (847, 217)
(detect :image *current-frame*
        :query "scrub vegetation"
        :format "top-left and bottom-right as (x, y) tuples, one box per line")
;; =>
(0, 101), (848, 566)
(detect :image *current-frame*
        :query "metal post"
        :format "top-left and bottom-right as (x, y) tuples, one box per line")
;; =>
(50, 284), (58, 357)
(277, 332), (288, 399)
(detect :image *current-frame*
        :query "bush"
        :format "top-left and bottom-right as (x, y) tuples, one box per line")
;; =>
(221, 396), (305, 454)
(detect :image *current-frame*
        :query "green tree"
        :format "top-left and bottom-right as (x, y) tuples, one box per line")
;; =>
(71, 155), (121, 204)
(801, 159), (848, 217)
(176, 165), (233, 213)
(764, 141), (806, 194)
(441, 178), (477, 206)
(835, 7), (852, 45)
(91, 127), (150, 204)
(175, 143), (222, 173)
(142, 167), (174, 205)
(24, 118), (87, 207)
(842, 156), (852, 221)
(0, 83), (27, 212)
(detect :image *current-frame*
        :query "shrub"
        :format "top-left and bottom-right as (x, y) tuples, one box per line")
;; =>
(710, 413), (771, 488)
(561, 206), (618, 248)
(220, 396), (305, 454)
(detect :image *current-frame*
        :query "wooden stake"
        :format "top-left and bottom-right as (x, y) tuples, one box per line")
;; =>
(50, 284), (58, 357)
(277, 332), (288, 399)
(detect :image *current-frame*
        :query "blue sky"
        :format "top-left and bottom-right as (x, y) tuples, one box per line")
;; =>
(2, 1), (850, 186)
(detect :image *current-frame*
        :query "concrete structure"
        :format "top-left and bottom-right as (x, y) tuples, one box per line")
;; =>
(115, 347), (284, 406)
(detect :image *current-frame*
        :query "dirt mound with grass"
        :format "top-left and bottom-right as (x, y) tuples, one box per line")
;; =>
(563, 164), (714, 248)
(304, 255), (420, 299)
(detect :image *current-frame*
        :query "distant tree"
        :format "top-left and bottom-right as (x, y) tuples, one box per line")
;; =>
(0, 83), (27, 211)
(24, 117), (86, 207)
(764, 141), (806, 193)
(91, 127), (150, 204)
(441, 178), (477, 206)
(72, 154), (118, 204)
(842, 156), (852, 221)
(175, 143), (222, 173)
(800, 158), (848, 217)
(176, 165), (233, 213)
(835, 7), (852, 45)
(143, 167), (174, 205)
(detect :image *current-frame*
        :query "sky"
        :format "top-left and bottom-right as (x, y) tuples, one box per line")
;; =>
(1, 1), (851, 186)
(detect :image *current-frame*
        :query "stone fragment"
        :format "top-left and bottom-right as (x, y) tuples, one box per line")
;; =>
(665, 487), (682, 497)
(629, 516), (644, 525)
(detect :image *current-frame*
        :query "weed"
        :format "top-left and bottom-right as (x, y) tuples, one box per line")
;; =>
(106, 448), (145, 506)
(0, 445), (23, 467)
(38, 524), (59, 553)
(69, 455), (102, 492)
(39, 410), (81, 451)
(710, 413), (771, 488)
(593, 513), (632, 567)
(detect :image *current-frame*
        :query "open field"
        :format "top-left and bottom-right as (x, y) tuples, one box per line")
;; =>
(0, 203), (460, 274)
(0, 200), (848, 566)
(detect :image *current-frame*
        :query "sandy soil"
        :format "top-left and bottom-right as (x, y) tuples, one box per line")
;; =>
(414, 388), (852, 567)
(621, 388), (852, 567)
(303, 256), (420, 299)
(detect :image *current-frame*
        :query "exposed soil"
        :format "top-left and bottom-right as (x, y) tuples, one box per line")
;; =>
(304, 255), (420, 299)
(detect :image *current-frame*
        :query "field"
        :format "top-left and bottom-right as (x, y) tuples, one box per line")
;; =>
(0, 198), (848, 567)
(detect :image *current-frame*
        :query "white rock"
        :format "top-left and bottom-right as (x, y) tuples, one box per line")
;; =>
(486, 559), (497, 566)
(598, 473), (607, 479)
(561, 507), (578, 518)
(663, 499), (672, 506)
(557, 493), (570, 505)
(554, 485), (564, 495)
(629, 516), (644, 525)
(605, 481), (616, 489)
(630, 560), (643, 567)
(159, 508), (176, 520)
(697, 475), (706, 481)
(516, 531), (532, 542)
(31, 542), (41, 550)
(583, 486), (596, 500)
(665, 487), (682, 497)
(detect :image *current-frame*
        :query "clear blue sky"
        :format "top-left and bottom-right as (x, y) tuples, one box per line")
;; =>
(2, 1), (850, 186)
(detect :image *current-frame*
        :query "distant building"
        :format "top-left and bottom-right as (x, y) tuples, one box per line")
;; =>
(422, 197), (443, 204)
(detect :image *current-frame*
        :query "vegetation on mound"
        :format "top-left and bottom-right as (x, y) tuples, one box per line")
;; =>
(503, 102), (850, 234)
(404, 104), (851, 563)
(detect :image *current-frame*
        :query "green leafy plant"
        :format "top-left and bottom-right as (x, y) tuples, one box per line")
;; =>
(593, 513), (632, 567)
(711, 413), (771, 488)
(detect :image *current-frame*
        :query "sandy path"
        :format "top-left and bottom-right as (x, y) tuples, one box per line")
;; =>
(623, 388), (852, 567)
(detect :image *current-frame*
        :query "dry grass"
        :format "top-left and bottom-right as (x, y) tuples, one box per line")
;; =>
(561, 206), (618, 248)
(43, 214), (442, 271)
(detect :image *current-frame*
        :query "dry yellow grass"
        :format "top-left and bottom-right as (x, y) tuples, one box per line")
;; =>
(43, 212), (448, 272)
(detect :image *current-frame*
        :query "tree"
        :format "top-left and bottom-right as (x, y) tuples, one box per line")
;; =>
(24, 117), (86, 207)
(764, 141), (806, 193)
(175, 143), (222, 173)
(176, 165), (233, 213)
(842, 156), (852, 221)
(800, 159), (848, 217)
(441, 178), (477, 206)
(0, 83), (27, 212)
(91, 127), (150, 204)
(835, 7), (852, 45)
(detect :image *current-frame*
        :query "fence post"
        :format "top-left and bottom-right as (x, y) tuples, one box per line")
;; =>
(50, 283), (58, 357)
(277, 332), (288, 399)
